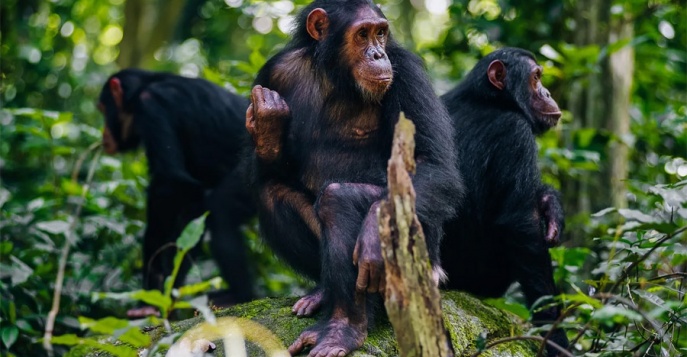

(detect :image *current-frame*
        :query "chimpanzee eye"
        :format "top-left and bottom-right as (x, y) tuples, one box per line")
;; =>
(377, 28), (386, 37)
(534, 70), (542, 81)
(358, 29), (368, 38)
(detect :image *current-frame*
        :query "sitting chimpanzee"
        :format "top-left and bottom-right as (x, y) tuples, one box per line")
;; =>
(99, 69), (256, 317)
(245, 0), (461, 355)
(441, 48), (569, 355)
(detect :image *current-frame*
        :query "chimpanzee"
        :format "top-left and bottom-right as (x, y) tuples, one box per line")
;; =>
(98, 69), (256, 317)
(245, 0), (461, 355)
(440, 48), (569, 355)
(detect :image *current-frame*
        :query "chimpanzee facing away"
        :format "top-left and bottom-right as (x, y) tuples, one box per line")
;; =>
(440, 48), (569, 355)
(99, 69), (256, 317)
(246, 0), (461, 355)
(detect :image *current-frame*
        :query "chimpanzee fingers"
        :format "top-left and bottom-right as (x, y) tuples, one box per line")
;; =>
(245, 104), (255, 129)
(545, 223), (560, 247)
(367, 264), (381, 293)
(251, 85), (265, 104)
(355, 265), (370, 292)
(352, 241), (360, 266)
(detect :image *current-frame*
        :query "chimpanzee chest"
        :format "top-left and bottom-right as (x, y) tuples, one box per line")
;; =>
(290, 109), (389, 193)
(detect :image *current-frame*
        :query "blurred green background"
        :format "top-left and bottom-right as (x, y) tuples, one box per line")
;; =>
(1, 0), (685, 356)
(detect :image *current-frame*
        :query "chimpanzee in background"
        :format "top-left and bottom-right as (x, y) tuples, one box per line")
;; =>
(246, 0), (461, 355)
(440, 47), (569, 355)
(99, 69), (256, 317)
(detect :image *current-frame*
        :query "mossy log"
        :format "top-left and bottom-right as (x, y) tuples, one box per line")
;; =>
(175, 293), (535, 357)
(77, 293), (536, 357)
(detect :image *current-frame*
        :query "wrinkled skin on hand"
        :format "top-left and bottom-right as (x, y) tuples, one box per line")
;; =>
(246, 85), (290, 162)
(352, 201), (385, 294)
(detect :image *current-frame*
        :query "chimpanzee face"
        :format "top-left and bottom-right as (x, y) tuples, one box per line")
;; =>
(526, 59), (561, 129)
(306, 6), (393, 103)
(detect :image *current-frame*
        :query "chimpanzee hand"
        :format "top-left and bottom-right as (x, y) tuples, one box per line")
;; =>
(540, 192), (563, 247)
(352, 201), (385, 294)
(246, 85), (289, 162)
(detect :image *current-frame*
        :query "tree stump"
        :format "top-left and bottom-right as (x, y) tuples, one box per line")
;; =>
(379, 113), (454, 357)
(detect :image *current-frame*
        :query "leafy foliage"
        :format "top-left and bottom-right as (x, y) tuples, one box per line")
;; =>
(1, 0), (685, 356)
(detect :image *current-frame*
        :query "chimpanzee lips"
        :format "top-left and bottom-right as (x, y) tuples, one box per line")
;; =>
(540, 111), (562, 126)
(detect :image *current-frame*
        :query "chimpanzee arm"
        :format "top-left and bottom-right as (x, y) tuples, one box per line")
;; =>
(388, 49), (463, 262)
(246, 79), (322, 239)
(537, 184), (565, 247)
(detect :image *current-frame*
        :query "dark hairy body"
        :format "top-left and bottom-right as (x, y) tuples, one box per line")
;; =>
(440, 48), (568, 355)
(99, 69), (256, 316)
(246, 1), (462, 355)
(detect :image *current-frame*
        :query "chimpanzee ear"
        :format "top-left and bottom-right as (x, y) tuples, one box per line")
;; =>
(306, 8), (329, 41)
(109, 78), (125, 109)
(487, 60), (506, 90)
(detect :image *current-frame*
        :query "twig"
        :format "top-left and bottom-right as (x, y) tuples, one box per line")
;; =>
(71, 142), (102, 181)
(608, 226), (687, 293)
(537, 302), (584, 357)
(43, 146), (103, 356)
(469, 336), (573, 357)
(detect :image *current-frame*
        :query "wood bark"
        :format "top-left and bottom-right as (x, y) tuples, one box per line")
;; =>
(117, 0), (187, 68)
(605, 14), (634, 209)
(562, 0), (611, 245)
(379, 113), (454, 357)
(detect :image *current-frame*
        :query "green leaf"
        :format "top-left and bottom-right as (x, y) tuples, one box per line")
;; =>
(117, 327), (151, 348)
(177, 276), (224, 297)
(50, 333), (82, 345)
(591, 305), (643, 326)
(94, 289), (172, 309)
(1, 326), (18, 349)
(79, 316), (128, 334)
(483, 298), (530, 319)
(36, 220), (70, 235)
(176, 213), (207, 252)
(130, 290), (172, 309)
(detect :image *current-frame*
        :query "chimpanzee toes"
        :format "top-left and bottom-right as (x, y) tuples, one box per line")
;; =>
(292, 289), (324, 317)
(288, 329), (318, 355)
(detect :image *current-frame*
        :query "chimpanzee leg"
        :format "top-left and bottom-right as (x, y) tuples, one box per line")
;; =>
(511, 243), (569, 356)
(258, 182), (322, 281)
(206, 169), (258, 305)
(289, 183), (383, 357)
(130, 192), (202, 318)
(142, 194), (191, 291)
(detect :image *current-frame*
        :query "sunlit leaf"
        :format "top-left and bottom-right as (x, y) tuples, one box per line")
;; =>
(36, 220), (70, 235)
(1, 326), (18, 349)
(176, 213), (207, 252)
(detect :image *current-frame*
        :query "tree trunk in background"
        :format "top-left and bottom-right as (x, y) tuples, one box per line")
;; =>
(563, 0), (611, 245)
(604, 15), (634, 209)
(117, 0), (187, 68)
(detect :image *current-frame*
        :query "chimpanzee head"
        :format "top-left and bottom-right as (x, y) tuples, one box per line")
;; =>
(294, 0), (393, 103)
(98, 69), (150, 154)
(469, 48), (562, 134)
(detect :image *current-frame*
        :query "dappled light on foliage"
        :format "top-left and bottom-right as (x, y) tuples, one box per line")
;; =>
(0, 0), (685, 356)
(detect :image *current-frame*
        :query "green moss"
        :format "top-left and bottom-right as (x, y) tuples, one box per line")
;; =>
(78, 291), (538, 356)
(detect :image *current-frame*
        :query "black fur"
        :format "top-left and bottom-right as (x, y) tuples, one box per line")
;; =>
(249, 0), (462, 350)
(441, 48), (568, 355)
(100, 69), (256, 304)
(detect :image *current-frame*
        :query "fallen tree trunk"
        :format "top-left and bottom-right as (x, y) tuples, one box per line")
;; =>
(378, 113), (454, 357)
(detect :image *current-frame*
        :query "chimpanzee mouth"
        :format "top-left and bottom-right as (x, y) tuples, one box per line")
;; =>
(540, 111), (562, 126)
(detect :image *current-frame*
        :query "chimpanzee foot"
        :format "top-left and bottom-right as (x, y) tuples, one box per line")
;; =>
(288, 318), (366, 357)
(292, 287), (324, 317)
(126, 305), (160, 318)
